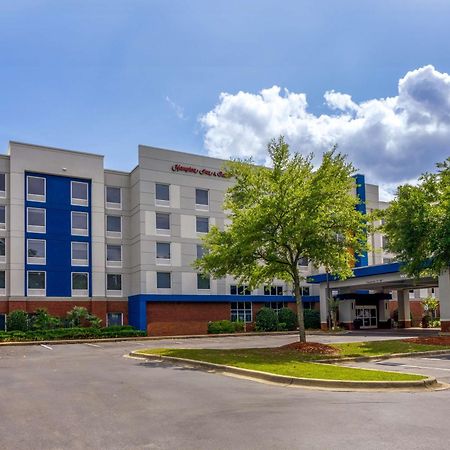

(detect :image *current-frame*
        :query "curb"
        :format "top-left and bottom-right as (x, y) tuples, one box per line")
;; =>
(0, 330), (333, 347)
(318, 349), (450, 364)
(129, 351), (438, 391)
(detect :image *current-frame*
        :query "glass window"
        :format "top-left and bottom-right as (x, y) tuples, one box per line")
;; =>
(264, 286), (284, 296)
(298, 256), (309, 267)
(107, 312), (123, 326)
(72, 212), (88, 234)
(196, 216), (209, 233)
(301, 286), (310, 296)
(157, 272), (171, 289)
(106, 215), (121, 233)
(230, 285), (251, 295)
(27, 208), (45, 231)
(195, 189), (209, 205)
(231, 302), (252, 323)
(28, 271), (45, 289)
(27, 176), (45, 197)
(0, 205), (5, 226)
(382, 235), (389, 249)
(0, 173), (5, 192)
(265, 301), (286, 312)
(156, 242), (170, 259)
(72, 272), (88, 290)
(72, 242), (88, 264)
(107, 245), (122, 262)
(0, 238), (5, 257)
(155, 184), (170, 201)
(107, 274), (122, 291)
(106, 186), (121, 205)
(27, 239), (45, 259)
(197, 273), (210, 290)
(196, 244), (205, 259)
(156, 213), (170, 230)
(0, 271), (4, 289)
(71, 181), (88, 204)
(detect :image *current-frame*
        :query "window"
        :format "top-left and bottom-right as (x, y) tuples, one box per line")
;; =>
(196, 216), (209, 233)
(0, 173), (5, 197)
(301, 286), (310, 296)
(106, 215), (121, 237)
(298, 257), (309, 267)
(196, 244), (205, 259)
(230, 285), (251, 295)
(27, 207), (46, 233)
(265, 301), (286, 312)
(107, 274), (122, 292)
(157, 272), (171, 289)
(106, 244), (122, 267)
(106, 186), (121, 209)
(231, 302), (252, 323)
(264, 286), (284, 296)
(197, 273), (210, 290)
(27, 239), (46, 264)
(71, 181), (88, 206)
(0, 271), (5, 290)
(0, 313), (5, 331)
(72, 212), (89, 236)
(0, 238), (5, 261)
(383, 257), (394, 264)
(156, 213), (170, 230)
(195, 189), (209, 206)
(382, 235), (389, 249)
(71, 242), (89, 266)
(0, 205), (5, 229)
(107, 312), (123, 327)
(27, 271), (46, 294)
(72, 272), (88, 296)
(156, 242), (171, 259)
(155, 184), (170, 201)
(27, 176), (46, 202)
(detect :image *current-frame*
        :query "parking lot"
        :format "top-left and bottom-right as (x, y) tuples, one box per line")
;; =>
(2, 333), (450, 450)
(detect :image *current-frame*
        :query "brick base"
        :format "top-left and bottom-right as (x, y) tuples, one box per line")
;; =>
(321, 322), (328, 331)
(441, 320), (450, 332)
(0, 299), (129, 326)
(398, 320), (412, 328)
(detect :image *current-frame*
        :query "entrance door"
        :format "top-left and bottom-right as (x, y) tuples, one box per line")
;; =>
(355, 306), (377, 329)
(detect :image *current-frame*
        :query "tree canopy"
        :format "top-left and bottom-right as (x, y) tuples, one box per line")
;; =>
(195, 137), (368, 341)
(382, 157), (450, 278)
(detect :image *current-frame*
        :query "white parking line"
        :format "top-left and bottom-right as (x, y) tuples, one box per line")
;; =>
(85, 343), (102, 348)
(377, 362), (450, 372)
(40, 344), (53, 350)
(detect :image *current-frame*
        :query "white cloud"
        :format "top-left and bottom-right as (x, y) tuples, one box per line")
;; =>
(199, 65), (450, 200)
(165, 96), (186, 120)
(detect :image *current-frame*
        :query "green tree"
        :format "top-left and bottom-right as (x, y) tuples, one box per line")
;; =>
(381, 157), (450, 278)
(195, 137), (368, 342)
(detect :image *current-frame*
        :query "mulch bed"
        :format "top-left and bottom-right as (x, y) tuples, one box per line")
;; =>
(280, 342), (339, 355)
(403, 337), (450, 346)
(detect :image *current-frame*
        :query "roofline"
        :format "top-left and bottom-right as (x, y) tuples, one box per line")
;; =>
(9, 140), (104, 159)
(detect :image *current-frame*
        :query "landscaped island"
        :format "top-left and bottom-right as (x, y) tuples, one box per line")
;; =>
(137, 339), (450, 382)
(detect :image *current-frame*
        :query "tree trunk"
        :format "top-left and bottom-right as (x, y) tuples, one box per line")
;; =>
(294, 275), (306, 342)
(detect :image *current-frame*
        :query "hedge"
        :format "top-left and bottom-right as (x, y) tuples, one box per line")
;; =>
(304, 309), (320, 329)
(0, 325), (146, 342)
(208, 320), (244, 334)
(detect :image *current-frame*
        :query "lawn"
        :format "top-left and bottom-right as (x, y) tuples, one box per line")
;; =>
(138, 346), (427, 381)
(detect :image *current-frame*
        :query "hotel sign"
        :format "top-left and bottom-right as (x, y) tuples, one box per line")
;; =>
(171, 164), (229, 178)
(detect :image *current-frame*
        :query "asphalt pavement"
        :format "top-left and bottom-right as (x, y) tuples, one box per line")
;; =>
(1, 333), (450, 450)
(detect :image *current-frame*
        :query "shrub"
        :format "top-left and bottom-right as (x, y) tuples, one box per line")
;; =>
(255, 307), (278, 332)
(7, 310), (29, 332)
(303, 309), (320, 329)
(66, 306), (90, 327)
(30, 308), (60, 330)
(208, 320), (236, 334)
(233, 320), (245, 332)
(277, 308), (297, 331)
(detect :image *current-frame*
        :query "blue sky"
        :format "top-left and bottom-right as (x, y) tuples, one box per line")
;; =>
(1, 0), (449, 194)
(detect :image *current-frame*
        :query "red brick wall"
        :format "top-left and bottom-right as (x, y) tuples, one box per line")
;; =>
(0, 300), (128, 326)
(147, 302), (230, 336)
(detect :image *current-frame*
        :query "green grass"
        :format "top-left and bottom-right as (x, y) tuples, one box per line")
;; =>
(138, 347), (426, 381)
